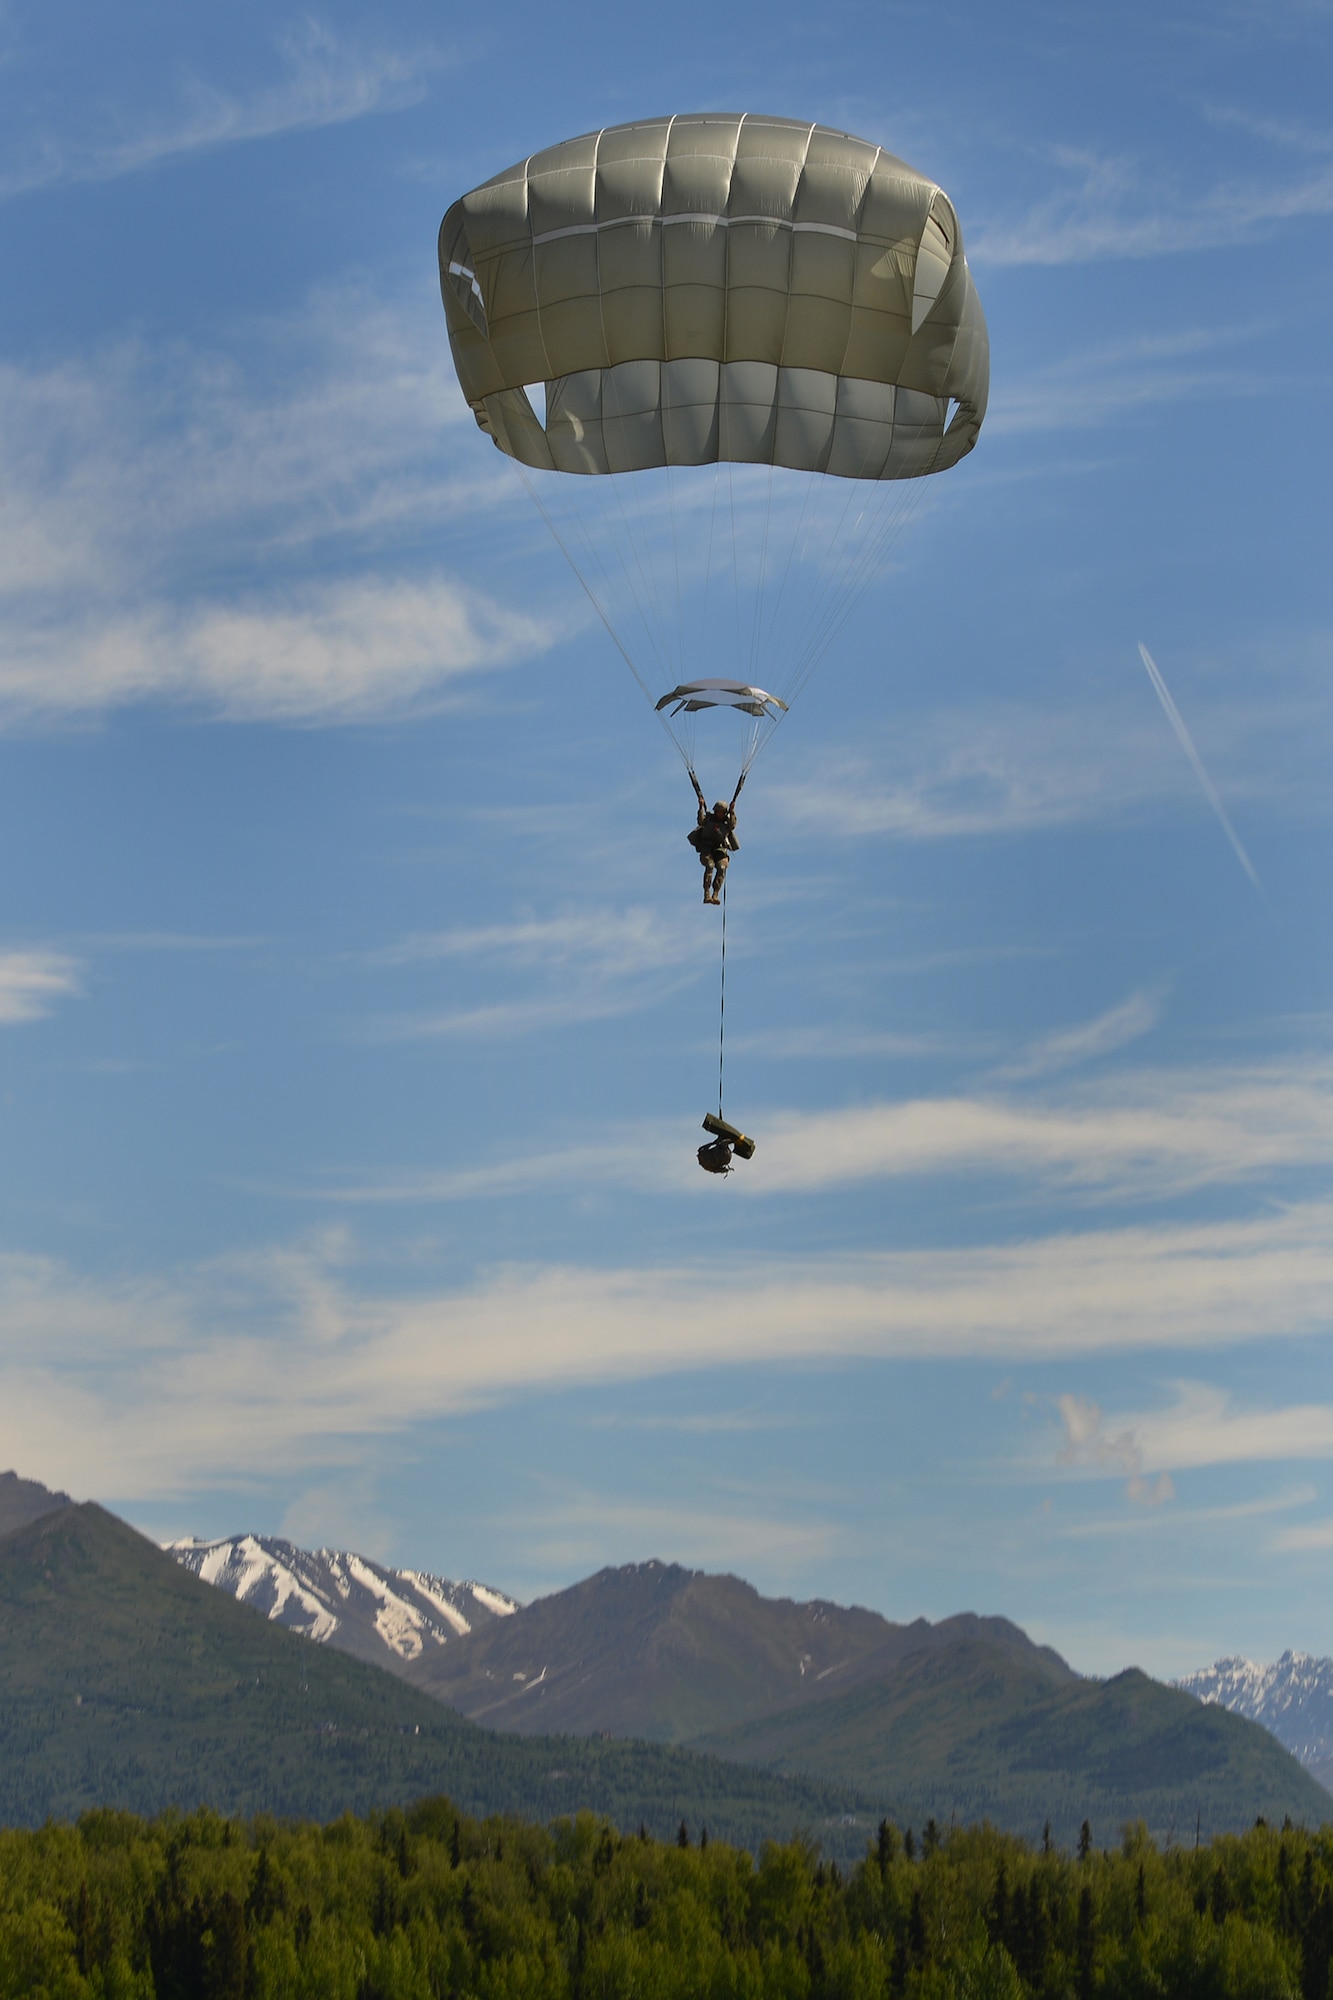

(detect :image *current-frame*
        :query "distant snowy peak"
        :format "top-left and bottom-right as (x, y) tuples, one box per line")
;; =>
(1176, 1651), (1333, 1768)
(169, 1534), (518, 1668)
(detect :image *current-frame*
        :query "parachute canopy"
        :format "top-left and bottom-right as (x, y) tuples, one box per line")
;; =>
(655, 679), (788, 719)
(439, 113), (988, 484)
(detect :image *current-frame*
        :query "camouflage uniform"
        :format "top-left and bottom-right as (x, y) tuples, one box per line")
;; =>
(688, 801), (739, 904)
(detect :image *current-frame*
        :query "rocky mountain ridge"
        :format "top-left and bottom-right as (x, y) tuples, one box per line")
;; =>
(1177, 1651), (1333, 1790)
(0, 1468), (70, 1538)
(168, 1533), (518, 1670)
(404, 1557), (1078, 1742)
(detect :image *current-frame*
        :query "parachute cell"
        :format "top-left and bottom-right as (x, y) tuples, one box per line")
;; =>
(439, 114), (988, 484)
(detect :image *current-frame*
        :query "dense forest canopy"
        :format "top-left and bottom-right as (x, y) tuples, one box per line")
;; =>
(1, 1797), (1331, 1998)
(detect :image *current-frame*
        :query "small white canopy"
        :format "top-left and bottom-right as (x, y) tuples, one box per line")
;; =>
(655, 679), (789, 719)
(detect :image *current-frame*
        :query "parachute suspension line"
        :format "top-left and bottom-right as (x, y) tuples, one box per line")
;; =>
(726, 459), (744, 673)
(701, 460), (722, 672)
(782, 441), (906, 682)
(784, 426), (954, 700)
(512, 463), (654, 699)
(661, 376), (686, 689)
(798, 482), (926, 672)
(512, 461), (692, 773)
(720, 460), (932, 792)
(566, 474), (672, 692)
(784, 479), (928, 705)
(718, 873), (728, 1120)
(778, 434), (937, 711)
(755, 464), (823, 679)
(602, 433), (675, 686)
(746, 461), (778, 689)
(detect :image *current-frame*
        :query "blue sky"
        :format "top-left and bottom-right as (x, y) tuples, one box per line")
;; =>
(0, 0), (1330, 1681)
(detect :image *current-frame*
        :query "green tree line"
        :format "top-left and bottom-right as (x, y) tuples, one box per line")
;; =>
(0, 1797), (1330, 1998)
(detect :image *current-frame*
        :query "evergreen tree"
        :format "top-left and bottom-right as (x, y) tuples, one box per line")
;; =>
(1302, 1883), (1333, 2000)
(990, 1859), (1009, 1945)
(1076, 1883), (1095, 2000)
(908, 1887), (927, 1971)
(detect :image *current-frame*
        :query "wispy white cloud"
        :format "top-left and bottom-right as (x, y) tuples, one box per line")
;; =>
(365, 906), (703, 1040)
(1059, 1484), (1319, 1538)
(735, 1059), (1333, 1201)
(768, 711), (1168, 842)
(1055, 1383), (1333, 1515)
(0, 301), (555, 724)
(372, 908), (696, 978)
(584, 1408), (801, 1435)
(4, 1201), (1332, 1503)
(973, 145), (1333, 267)
(0, 311), (479, 597)
(997, 990), (1163, 1080)
(0, 21), (440, 202)
(0, 950), (81, 1024)
(768, 668), (1319, 843)
(373, 989), (694, 1042)
(0, 577), (547, 725)
(283, 1051), (1333, 1204)
(1272, 1520), (1333, 1552)
(1056, 1393), (1176, 1506)
(1203, 105), (1333, 156)
(263, 1135), (661, 1204)
(988, 325), (1267, 438)
(1128, 1382), (1333, 1473)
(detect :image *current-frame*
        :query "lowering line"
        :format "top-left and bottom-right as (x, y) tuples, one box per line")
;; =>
(718, 876), (727, 1119)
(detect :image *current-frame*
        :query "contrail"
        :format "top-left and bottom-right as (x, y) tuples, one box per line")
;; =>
(1137, 642), (1261, 891)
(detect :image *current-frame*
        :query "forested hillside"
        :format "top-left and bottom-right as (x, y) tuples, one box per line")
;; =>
(694, 1642), (1332, 1846)
(0, 1795), (1329, 1998)
(0, 1498), (873, 1852)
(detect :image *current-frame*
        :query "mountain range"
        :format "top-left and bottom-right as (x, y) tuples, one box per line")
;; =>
(1176, 1653), (1333, 1793)
(163, 1523), (1330, 1843)
(169, 1533), (1333, 1805)
(0, 1488), (879, 1856)
(2, 1471), (1325, 1847)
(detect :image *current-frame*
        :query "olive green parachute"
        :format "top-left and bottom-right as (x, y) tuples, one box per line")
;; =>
(439, 113), (988, 482)
(437, 115), (988, 789)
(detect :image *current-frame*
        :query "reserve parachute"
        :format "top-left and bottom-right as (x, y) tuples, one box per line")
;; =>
(438, 112), (989, 797)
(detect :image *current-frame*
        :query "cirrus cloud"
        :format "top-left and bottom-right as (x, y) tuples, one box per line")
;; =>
(0, 950), (81, 1024)
(3, 1197), (1331, 1505)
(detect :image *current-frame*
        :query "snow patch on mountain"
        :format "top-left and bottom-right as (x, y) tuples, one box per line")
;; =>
(399, 1569), (474, 1636)
(1175, 1652), (1333, 1770)
(470, 1582), (519, 1618)
(169, 1534), (518, 1670)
